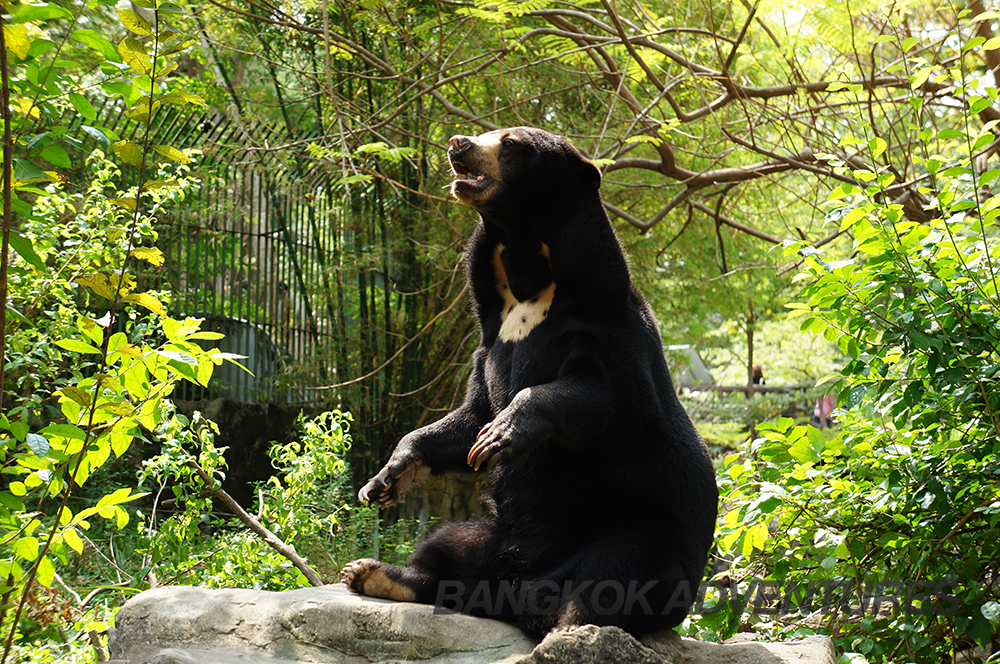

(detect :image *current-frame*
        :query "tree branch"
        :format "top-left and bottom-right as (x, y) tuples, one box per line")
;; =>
(191, 462), (325, 587)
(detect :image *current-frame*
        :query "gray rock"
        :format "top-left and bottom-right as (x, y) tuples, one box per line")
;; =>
(109, 584), (836, 664)
(514, 626), (667, 664)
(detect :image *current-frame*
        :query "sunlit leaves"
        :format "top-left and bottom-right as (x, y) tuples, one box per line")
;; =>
(151, 144), (190, 163)
(121, 291), (167, 316)
(3, 24), (31, 60)
(118, 37), (151, 75)
(755, 84), (1000, 657)
(132, 246), (164, 266)
(73, 29), (122, 62)
(113, 139), (144, 167)
(118, 8), (153, 36)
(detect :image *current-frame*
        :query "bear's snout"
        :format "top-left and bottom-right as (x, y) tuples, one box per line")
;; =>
(448, 135), (472, 157)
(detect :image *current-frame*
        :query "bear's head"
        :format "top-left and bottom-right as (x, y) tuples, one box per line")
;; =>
(447, 127), (601, 213)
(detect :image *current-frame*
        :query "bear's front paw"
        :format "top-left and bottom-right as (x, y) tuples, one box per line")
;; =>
(358, 458), (430, 507)
(468, 419), (521, 471)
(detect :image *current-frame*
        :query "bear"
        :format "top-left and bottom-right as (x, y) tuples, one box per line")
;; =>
(340, 127), (718, 639)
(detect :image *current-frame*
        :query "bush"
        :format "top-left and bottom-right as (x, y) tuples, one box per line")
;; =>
(138, 408), (431, 590)
(709, 52), (1000, 660)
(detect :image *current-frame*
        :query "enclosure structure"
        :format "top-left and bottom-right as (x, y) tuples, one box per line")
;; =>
(92, 102), (393, 406)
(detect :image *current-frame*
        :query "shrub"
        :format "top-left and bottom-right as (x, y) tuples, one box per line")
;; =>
(709, 44), (1000, 660)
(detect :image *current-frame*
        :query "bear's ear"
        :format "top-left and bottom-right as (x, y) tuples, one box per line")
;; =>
(579, 158), (602, 191)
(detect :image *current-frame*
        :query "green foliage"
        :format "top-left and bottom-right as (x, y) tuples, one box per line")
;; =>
(0, 1), (239, 660)
(138, 409), (428, 589)
(711, 35), (1000, 659)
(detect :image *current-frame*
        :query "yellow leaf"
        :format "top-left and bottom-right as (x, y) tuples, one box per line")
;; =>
(118, 37), (151, 75)
(110, 197), (137, 211)
(142, 179), (179, 190)
(121, 292), (166, 316)
(74, 274), (116, 299)
(126, 98), (158, 125)
(13, 97), (39, 120)
(97, 401), (133, 416)
(118, 8), (152, 36)
(58, 386), (92, 407)
(3, 25), (30, 60)
(112, 139), (143, 167)
(74, 273), (136, 299)
(151, 145), (190, 164)
(115, 344), (144, 359)
(158, 90), (207, 107)
(132, 246), (164, 266)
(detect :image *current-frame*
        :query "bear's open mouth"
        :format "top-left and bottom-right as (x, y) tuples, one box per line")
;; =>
(450, 160), (491, 193)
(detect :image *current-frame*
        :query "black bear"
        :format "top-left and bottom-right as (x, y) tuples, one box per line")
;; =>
(341, 127), (718, 639)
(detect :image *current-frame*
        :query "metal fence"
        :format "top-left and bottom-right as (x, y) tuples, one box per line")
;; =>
(96, 103), (358, 404)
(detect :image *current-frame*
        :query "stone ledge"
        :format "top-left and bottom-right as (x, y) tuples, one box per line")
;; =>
(109, 584), (836, 664)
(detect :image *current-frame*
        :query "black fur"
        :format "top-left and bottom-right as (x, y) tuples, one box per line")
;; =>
(350, 127), (718, 639)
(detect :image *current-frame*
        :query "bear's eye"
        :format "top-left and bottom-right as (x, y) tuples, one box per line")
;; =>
(501, 137), (515, 149)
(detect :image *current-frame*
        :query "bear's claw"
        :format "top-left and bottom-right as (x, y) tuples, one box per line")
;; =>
(468, 421), (509, 471)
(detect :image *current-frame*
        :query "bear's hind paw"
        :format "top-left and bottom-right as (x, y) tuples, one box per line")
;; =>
(340, 558), (417, 602)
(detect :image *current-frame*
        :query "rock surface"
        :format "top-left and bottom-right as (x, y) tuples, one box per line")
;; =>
(108, 584), (836, 664)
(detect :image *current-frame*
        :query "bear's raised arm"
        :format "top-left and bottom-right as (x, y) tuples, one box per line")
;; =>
(466, 344), (613, 471)
(358, 348), (492, 506)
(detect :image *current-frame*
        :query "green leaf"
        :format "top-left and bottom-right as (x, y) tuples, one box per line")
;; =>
(6, 305), (32, 327)
(186, 331), (225, 341)
(62, 528), (84, 554)
(39, 144), (71, 169)
(102, 81), (142, 106)
(840, 207), (868, 230)
(13, 158), (49, 183)
(54, 338), (102, 354)
(9, 231), (44, 270)
(28, 38), (55, 59)
(68, 93), (97, 121)
(11, 3), (73, 22)
(155, 349), (198, 365)
(80, 125), (111, 148)
(788, 426), (824, 463)
(9, 421), (27, 442)
(35, 556), (54, 587)
(118, 8), (153, 36)
(869, 137), (888, 159)
(25, 433), (49, 457)
(97, 487), (145, 510)
(13, 537), (38, 562)
(73, 29), (123, 62)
